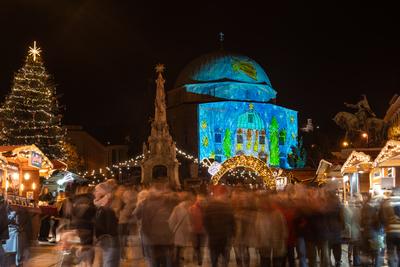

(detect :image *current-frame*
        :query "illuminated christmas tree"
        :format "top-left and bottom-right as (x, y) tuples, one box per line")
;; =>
(269, 117), (280, 166)
(0, 41), (65, 159)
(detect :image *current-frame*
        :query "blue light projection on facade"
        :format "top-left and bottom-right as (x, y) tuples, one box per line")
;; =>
(178, 53), (277, 102)
(199, 101), (298, 168)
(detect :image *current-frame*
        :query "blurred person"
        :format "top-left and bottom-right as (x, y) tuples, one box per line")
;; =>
(111, 182), (124, 220)
(256, 194), (288, 267)
(380, 187), (400, 267)
(232, 189), (257, 267)
(344, 197), (362, 266)
(302, 187), (331, 267)
(37, 186), (55, 243)
(61, 185), (96, 266)
(360, 193), (385, 267)
(203, 185), (235, 267)
(324, 189), (344, 267)
(3, 204), (30, 266)
(133, 179), (179, 267)
(0, 193), (9, 267)
(278, 189), (299, 267)
(93, 180), (120, 267)
(118, 186), (138, 261)
(189, 193), (207, 266)
(288, 184), (308, 267)
(168, 192), (195, 267)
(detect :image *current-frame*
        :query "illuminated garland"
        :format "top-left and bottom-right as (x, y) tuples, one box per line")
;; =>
(341, 150), (371, 174)
(81, 146), (204, 184)
(374, 140), (400, 167)
(211, 155), (276, 189)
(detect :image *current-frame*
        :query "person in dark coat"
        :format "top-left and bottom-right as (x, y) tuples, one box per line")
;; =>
(203, 186), (235, 267)
(66, 185), (97, 266)
(93, 180), (120, 267)
(38, 186), (55, 242)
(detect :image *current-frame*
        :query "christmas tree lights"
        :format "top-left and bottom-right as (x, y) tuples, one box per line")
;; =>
(0, 41), (65, 159)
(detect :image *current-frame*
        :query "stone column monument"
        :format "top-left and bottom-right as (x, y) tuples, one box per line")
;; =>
(141, 64), (180, 189)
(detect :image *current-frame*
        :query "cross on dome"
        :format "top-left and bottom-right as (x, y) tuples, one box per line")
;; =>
(28, 41), (41, 62)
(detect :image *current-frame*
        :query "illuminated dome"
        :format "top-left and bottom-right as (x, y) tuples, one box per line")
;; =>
(175, 51), (277, 102)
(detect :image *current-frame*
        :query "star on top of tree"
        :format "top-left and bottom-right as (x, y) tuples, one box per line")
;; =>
(28, 41), (41, 62)
(155, 63), (165, 73)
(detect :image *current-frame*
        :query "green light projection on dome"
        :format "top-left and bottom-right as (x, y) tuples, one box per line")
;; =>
(199, 101), (298, 168)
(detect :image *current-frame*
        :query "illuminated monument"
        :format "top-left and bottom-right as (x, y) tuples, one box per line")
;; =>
(141, 64), (180, 188)
(168, 51), (298, 169)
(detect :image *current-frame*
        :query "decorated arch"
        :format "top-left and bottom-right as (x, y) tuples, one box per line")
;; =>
(211, 155), (276, 189)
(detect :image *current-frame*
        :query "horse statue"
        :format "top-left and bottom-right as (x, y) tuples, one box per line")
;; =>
(366, 117), (387, 144)
(334, 95), (387, 146)
(333, 112), (359, 139)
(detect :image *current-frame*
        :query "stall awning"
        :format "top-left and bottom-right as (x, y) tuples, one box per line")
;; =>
(374, 140), (400, 168)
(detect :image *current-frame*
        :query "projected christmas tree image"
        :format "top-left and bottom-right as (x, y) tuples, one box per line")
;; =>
(223, 128), (232, 158)
(0, 41), (65, 159)
(269, 116), (280, 166)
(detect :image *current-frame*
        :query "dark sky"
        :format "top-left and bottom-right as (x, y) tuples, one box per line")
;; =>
(0, 1), (399, 151)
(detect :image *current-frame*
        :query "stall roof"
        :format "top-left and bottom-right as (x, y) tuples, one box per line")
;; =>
(341, 150), (372, 174)
(0, 144), (53, 169)
(374, 140), (400, 167)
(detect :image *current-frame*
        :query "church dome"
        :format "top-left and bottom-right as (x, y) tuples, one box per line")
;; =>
(175, 51), (277, 102)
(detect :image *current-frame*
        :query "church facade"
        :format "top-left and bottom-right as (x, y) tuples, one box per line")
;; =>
(168, 51), (298, 169)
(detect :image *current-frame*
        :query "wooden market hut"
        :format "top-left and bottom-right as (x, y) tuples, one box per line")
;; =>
(0, 145), (53, 201)
(341, 150), (373, 199)
(371, 140), (400, 192)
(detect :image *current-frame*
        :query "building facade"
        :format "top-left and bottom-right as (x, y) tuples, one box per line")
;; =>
(65, 125), (128, 171)
(385, 94), (400, 140)
(168, 51), (298, 169)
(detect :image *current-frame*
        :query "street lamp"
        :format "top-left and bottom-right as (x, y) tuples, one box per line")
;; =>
(361, 132), (368, 147)
(342, 141), (349, 147)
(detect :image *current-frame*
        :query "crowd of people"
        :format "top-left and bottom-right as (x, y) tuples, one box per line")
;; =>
(1, 178), (400, 267)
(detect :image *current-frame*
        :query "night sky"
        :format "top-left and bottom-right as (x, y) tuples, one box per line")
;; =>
(0, 1), (399, 153)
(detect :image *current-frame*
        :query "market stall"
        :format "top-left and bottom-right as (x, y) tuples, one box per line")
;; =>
(370, 140), (400, 194)
(341, 150), (373, 201)
(44, 170), (87, 193)
(0, 145), (53, 202)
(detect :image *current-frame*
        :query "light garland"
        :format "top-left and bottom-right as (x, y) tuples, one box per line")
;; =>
(341, 150), (371, 174)
(374, 140), (400, 167)
(210, 155), (276, 189)
(81, 146), (204, 184)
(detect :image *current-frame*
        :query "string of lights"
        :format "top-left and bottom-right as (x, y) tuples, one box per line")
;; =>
(80, 146), (204, 185)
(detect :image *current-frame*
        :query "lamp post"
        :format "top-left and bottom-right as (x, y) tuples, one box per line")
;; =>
(361, 132), (368, 147)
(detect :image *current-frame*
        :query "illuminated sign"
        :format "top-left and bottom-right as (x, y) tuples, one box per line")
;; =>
(30, 151), (43, 168)
(199, 101), (298, 168)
